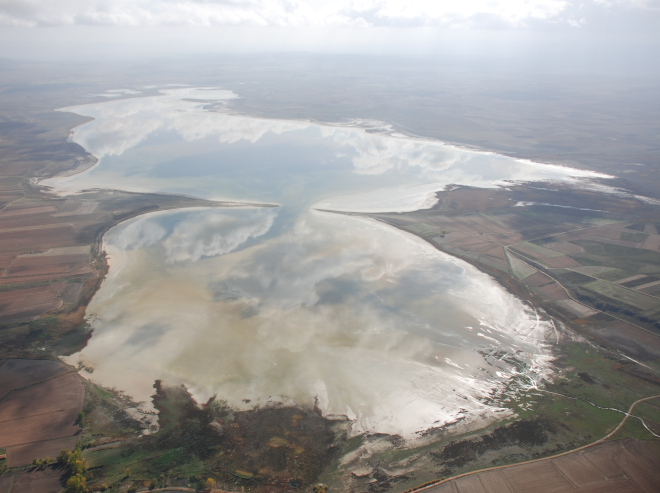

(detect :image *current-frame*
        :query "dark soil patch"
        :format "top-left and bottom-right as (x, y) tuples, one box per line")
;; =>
(430, 419), (555, 470)
(366, 467), (412, 493)
(577, 372), (596, 384)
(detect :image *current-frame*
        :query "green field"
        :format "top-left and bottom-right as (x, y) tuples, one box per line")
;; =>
(583, 279), (659, 311)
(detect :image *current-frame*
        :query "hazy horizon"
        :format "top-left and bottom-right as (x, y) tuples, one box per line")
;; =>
(0, 0), (658, 80)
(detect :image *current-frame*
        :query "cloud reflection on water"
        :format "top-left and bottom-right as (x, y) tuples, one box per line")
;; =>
(53, 88), (597, 436)
(47, 88), (608, 213)
(71, 208), (554, 436)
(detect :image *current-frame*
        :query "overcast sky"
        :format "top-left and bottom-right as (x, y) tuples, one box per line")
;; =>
(0, 0), (659, 61)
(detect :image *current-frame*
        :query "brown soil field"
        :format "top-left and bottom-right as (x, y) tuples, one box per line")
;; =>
(0, 253), (17, 268)
(0, 371), (83, 423)
(555, 299), (598, 318)
(0, 465), (67, 493)
(446, 235), (493, 250)
(7, 436), (79, 468)
(583, 236), (644, 249)
(0, 392), (80, 451)
(0, 206), (58, 217)
(0, 359), (83, 467)
(521, 272), (554, 287)
(535, 283), (568, 301)
(638, 280), (660, 292)
(423, 439), (660, 493)
(0, 284), (65, 325)
(0, 269), (94, 286)
(0, 188), (256, 333)
(482, 245), (507, 260)
(58, 283), (84, 304)
(5, 254), (91, 277)
(0, 225), (79, 252)
(541, 255), (580, 268)
(588, 323), (660, 362)
(476, 255), (509, 273)
(509, 244), (557, 263)
(543, 241), (585, 255)
(0, 359), (70, 398)
(642, 235), (660, 252)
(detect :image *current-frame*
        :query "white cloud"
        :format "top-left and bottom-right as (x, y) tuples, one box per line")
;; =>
(2, 0), (649, 28)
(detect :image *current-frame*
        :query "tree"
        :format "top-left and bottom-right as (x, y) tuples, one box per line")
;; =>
(71, 459), (86, 475)
(58, 449), (72, 464)
(65, 474), (87, 493)
(205, 477), (217, 490)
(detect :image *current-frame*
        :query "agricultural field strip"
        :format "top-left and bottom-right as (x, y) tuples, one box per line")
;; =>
(0, 194), (26, 214)
(636, 280), (660, 291)
(619, 353), (660, 376)
(505, 246), (660, 341)
(1, 269), (92, 281)
(507, 224), (656, 252)
(615, 274), (648, 285)
(0, 279), (78, 290)
(393, 212), (660, 341)
(501, 234), (660, 303)
(473, 222), (628, 245)
(410, 394), (660, 492)
(567, 272), (660, 303)
(0, 367), (79, 405)
(411, 216), (660, 345)
(0, 407), (79, 425)
(503, 229), (660, 303)
(0, 222), (76, 234)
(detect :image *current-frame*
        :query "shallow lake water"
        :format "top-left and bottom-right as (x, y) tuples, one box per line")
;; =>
(49, 88), (606, 436)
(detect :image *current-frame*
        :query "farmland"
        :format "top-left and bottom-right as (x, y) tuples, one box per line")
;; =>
(0, 359), (84, 493)
(422, 438), (660, 493)
(367, 184), (660, 369)
(0, 58), (659, 492)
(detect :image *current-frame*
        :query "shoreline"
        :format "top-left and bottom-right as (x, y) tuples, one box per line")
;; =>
(41, 90), (566, 439)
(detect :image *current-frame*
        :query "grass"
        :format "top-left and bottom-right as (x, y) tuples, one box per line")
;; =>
(513, 241), (565, 258)
(406, 222), (441, 236)
(507, 252), (536, 280)
(595, 268), (629, 281)
(582, 279), (659, 311)
(621, 231), (650, 243)
(607, 416), (654, 441)
(576, 240), (660, 265)
(502, 341), (660, 447)
(343, 339), (660, 493)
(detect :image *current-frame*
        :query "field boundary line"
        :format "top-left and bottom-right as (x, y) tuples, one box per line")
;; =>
(405, 394), (660, 492)
(0, 367), (80, 404)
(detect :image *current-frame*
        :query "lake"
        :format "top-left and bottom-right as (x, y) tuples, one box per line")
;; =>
(46, 87), (605, 436)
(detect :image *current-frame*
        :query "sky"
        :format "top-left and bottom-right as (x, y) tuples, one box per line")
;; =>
(0, 0), (659, 61)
